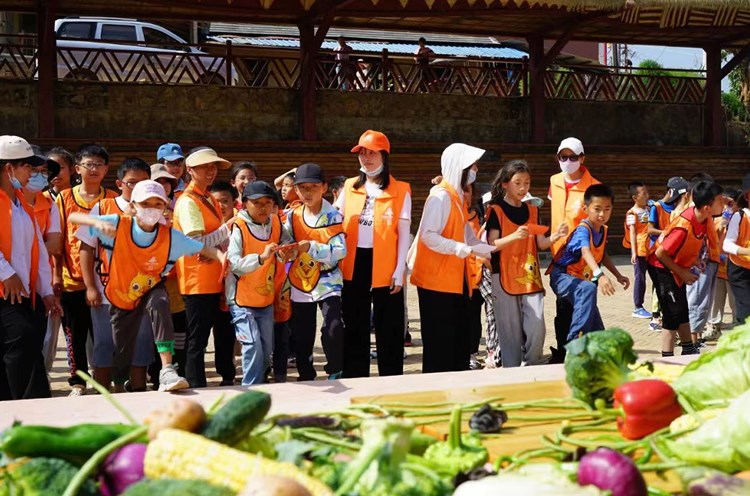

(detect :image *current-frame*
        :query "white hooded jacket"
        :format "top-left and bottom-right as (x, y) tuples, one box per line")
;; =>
(414, 143), (495, 260)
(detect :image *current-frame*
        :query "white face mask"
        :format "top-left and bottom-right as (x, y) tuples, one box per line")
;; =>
(466, 169), (477, 185)
(25, 174), (48, 193)
(360, 164), (384, 178)
(134, 205), (163, 227)
(559, 160), (581, 175)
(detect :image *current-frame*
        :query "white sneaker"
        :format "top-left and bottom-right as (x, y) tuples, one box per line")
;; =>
(68, 385), (86, 397)
(158, 364), (189, 392)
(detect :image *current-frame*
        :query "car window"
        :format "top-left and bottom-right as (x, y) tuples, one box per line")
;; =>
(100, 24), (137, 42)
(142, 27), (182, 49)
(57, 22), (94, 39)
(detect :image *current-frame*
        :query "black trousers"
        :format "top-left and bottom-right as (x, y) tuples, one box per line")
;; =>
(0, 295), (51, 400)
(553, 297), (574, 360)
(183, 293), (222, 388)
(417, 286), (471, 373)
(213, 309), (237, 384)
(60, 289), (92, 387)
(291, 296), (343, 381)
(729, 260), (750, 325)
(469, 288), (484, 354)
(342, 248), (405, 378)
(273, 321), (290, 382)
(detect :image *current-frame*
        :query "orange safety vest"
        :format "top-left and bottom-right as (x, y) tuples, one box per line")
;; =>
(57, 186), (117, 285)
(729, 210), (750, 270)
(273, 259), (292, 323)
(0, 188), (40, 303)
(706, 215), (720, 263)
(32, 191), (53, 237)
(95, 197), (126, 286)
(410, 180), (471, 295)
(466, 210), (484, 291)
(233, 215), (281, 308)
(287, 204), (345, 293)
(486, 204), (544, 295)
(654, 210), (707, 285)
(622, 207), (649, 257)
(549, 166), (600, 256)
(339, 176), (411, 287)
(556, 221), (608, 281)
(173, 183), (224, 295)
(104, 216), (171, 310)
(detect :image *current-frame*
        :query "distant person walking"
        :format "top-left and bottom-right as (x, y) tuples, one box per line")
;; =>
(334, 36), (354, 90)
(414, 37), (436, 91)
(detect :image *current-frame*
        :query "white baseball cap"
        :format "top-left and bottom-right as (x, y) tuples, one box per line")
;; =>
(131, 180), (170, 204)
(557, 137), (585, 156)
(0, 135), (46, 165)
(185, 148), (231, 169)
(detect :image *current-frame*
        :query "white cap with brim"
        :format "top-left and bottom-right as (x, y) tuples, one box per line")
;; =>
(557, 137), (585, 156)
(185, 148), (231, 169)
(0, 135), (46, 166)
(131, 180), (170, 204)
(150, 163), (178, 183)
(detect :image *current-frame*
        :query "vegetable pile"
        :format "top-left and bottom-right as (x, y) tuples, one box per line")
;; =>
(4, 324), (750, 495)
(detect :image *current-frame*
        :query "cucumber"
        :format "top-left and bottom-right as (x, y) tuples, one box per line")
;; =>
(201, 390), (272, 446)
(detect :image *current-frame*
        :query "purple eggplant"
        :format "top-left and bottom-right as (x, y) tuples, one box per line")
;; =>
(98, 442), (147, 496)
(577, 447), (648, 496)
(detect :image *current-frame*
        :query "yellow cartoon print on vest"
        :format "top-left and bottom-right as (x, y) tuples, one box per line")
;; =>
(116, 272), (157, 304)
(515, 252), (543, 288)
(256, 262), (276, 296)
(277, 277), (291, 314)
(289, 251), (320, 292)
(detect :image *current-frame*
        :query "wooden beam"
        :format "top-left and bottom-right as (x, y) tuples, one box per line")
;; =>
(721, 44), (750, 80)
(703, 45), (723, 147)
(297, 15), (332, 141)
(36, 0), (56, 139)
(527, 35), (545, 144)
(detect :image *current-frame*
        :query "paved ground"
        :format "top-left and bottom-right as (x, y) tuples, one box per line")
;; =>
(48, 255), (729, 396)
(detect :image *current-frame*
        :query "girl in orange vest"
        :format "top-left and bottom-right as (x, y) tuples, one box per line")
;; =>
(69, 180), (226, 391)
(337, 130), (412, 378)
(173, 148), (236, 388)
(724, 175), (750, 326)
(708, 188), (740, 340)
(410, 143), (495, 373)
(0, 135), (62, 400)
(463, 182), (486, 370)
(230, 161), (258, 210)
(486, 160), (567, 367)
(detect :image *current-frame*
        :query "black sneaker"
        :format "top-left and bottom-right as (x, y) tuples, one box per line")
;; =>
(404, 331), (413, 347)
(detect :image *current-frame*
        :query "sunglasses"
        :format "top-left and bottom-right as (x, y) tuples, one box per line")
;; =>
(558, 154), (581, 162)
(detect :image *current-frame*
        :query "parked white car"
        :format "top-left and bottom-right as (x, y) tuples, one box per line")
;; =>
(54, 18), (237, 84)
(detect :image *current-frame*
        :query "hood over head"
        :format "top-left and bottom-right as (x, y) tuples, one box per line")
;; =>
(440, 143), (486, 196)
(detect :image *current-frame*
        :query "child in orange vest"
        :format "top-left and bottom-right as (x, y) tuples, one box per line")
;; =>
(486, 160), (566, 366)
(464, 182), (485, 370)
(723, 177), (750, 327)
(55, 144), (118, 396)
(648, 179), (724, 357)
(284, 163), (347, 381)
(230, 161), (258, 210)
(549, 184), (630, 342)
(227, 181), (294, 385)
(708, 188), (740, 339)
(69, 180), (226, 391)
(624, 181), (652, 320)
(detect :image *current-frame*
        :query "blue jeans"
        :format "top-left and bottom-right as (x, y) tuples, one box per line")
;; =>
(549, 269), (604, 342)
(229, 304), (274, 385)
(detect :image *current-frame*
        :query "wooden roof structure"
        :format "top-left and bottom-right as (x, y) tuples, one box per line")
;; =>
(7, 0), (750, 48)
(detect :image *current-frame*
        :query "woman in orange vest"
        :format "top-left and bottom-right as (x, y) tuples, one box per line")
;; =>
(173, 148), (235, 388)
(0, 135), (62, 400)
(337, 130), (412, 378)
(724, 175), (750, 326)
(410, 143), (495, 373)
(485, 160), (567, 367)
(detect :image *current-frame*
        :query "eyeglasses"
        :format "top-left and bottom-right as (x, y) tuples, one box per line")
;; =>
(122, 180), (140, 189)
(79, 162), (108, 170)
(558, 154), (581, 162)
(31, 170), (49, 179)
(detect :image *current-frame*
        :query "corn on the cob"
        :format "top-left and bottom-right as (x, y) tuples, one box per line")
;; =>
(144, 428), (334, 496)
(635, 362), (685, 383)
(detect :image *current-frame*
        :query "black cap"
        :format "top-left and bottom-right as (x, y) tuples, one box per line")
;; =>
(242, 180), (276, 201)
(664, 176), (689, 204)
(30, 144), (61, 182)
(294, 163), (325, 185)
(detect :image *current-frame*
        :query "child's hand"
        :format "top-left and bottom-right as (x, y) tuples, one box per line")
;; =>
(431, 175), (443, 185)
(514, 226), (529, 240)
(678, 267), (699, 285)
(96, 220), (117, 238)
(631, 253), (637, 265)
(297, 240), (311, 253)
(556, 223), (569, 237)
(598, 275), (616, 296)
(260, 243), (277, 263)
(215, 249), (227, 268)
(617, 274), (630, 290)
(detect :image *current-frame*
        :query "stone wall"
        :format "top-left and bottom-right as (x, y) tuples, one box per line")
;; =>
(0, 81), (707, 146)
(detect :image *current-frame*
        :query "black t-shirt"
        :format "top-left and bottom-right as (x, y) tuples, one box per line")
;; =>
(485, 201), (531, 274)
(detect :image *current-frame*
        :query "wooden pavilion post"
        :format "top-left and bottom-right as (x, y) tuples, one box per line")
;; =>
(703, 45), (723, 147)
(527, 35), (545, 144)
(298, 14), (332, 141)
(36, 0), (56, 139)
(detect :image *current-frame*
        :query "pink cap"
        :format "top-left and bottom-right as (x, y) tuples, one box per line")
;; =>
(131, 180), (169, 204)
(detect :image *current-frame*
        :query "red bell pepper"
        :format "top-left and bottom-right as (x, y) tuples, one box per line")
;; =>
(613, 379), (683, 440)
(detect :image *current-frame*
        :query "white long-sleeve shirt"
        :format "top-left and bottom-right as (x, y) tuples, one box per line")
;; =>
(723, 209), (748, 255)
(0, 196), (53, 298)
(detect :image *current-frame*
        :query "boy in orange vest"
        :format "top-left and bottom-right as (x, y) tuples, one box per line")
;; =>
(69, 180), (226, 391)
(647, 179), (724, 357)
(284, 163), (347, 381)
(624, 181), (652, 320)
(55, 144), (118, 396)
(549, 184), (630, 342)
(227, 181), (294, 385)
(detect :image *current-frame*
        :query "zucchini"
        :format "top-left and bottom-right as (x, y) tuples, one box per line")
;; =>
(201, 390), (271, 446)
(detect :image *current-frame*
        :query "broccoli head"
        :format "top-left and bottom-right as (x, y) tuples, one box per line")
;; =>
(0, 457), (97, 496)
(564, 328), (638, 406)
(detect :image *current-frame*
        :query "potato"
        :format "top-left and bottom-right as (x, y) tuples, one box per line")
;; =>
(239, 476), (313, 496)
(144, 398), (206, 440)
